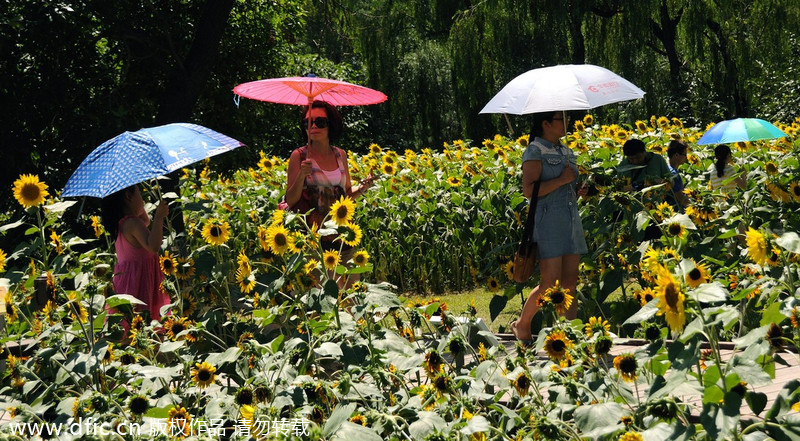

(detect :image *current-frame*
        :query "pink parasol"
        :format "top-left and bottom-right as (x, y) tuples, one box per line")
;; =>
(233, 75), (387, 106)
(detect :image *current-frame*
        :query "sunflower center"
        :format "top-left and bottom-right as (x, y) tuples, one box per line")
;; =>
(274, 233), (287, 247)
(21, 183), (41, 201)
(336, 206), (348, 219)
(172, 323), (184, 334)
(794, 186), (800, 197)
(198, 370), (211, 382)
(669, 224), (682, 235)
(664, 283), (680, 309)
(552, 340), (566, 352)
(210, 226), (222, 237)
(549, 291), (564, 305)
(688, 268), (701, 280)
(620, 357), (637, 373)
(355, 256), (365, 265)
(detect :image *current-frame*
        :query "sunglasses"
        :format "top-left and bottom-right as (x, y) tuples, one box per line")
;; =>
(302, 117), (329, 129)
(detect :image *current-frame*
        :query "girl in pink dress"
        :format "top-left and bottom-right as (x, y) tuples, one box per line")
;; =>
(101, 185), (170, 321)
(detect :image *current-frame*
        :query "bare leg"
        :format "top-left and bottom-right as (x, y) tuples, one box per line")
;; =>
(513, 256), (563, 340)
(560, 254), (581, 319)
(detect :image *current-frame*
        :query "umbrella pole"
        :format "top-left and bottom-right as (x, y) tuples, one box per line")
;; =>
(504, 114), (515, 137)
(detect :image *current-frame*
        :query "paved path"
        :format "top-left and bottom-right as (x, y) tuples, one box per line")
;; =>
(493, 334), (799, 420)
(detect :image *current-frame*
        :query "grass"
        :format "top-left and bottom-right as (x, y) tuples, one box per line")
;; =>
(399, 281), (642, 335)
(400, 286), (526, 334)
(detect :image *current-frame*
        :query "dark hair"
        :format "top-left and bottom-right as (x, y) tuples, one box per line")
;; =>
(714, 144), (731, 178)
(622, 139), (646, 156)
(101, 186), (136, 240)
(531, 112), (560, 137)
(301, 100), (344, 142)
(667, 140), (687, 158)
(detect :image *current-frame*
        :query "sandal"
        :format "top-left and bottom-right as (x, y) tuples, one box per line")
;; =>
(510, 320), (534, 347)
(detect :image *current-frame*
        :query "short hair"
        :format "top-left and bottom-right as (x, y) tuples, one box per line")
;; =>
(667, 140), (687, 158)
(531, 111), (559, 137)
(622, 139), (646, 156)
(301, 100), (344, 142)
(714, 144), (732, 178)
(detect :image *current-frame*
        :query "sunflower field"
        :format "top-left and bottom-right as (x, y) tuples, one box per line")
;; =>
(1, 115), (800, 440)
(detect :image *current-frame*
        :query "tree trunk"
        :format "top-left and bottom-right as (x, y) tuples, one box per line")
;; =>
(650, 0), (686, 112)
(706, 18), (748, 117)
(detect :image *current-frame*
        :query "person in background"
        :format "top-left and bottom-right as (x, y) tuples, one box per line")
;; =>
(511, 111), (588, 343)
(285, 100), (375, 285)
(617, 139), (670, 191)
(666, 140), (689, 211)
(101, 185), (170, 322)
(708, 144), (746, 193)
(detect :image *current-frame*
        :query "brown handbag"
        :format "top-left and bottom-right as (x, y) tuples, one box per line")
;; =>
(513, 180), (541, 283)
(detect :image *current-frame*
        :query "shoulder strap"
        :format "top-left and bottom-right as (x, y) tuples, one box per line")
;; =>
(519, 180), (542, 250)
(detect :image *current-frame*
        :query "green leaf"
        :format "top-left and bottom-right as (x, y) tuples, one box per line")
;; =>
(0, 220), (24, 232)
(323, 403), (356, 438)
(105, 294), (147, 308)
(733, 325), (770, 348)
(331, 421), (383, 441)
(765, 379), (800, 420)
(573, 402), (624, 435)
(43, 200), (77, 213)
(623, 299), (658, 325)
(746, 392), (768, 416)
(159, 341), (184, 353)
(700, 397), (740, 439)
(409, 412), (446, 440)
(145, 406), (171, 419)
(761, 301), (788, 326)
(25, 226), (40, 235)
(689, 282), (727, 303)
(315, 342), (343, 358)
(270, 335), (284, 353)
(776, 232), (800, 254)
(205, 347), (241, 366)
(489, 295), (507, 321)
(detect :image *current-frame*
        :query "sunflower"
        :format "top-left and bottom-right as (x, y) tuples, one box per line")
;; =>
(164, 316), (192, 341)
(13, 174), (49, 208)
(175, 257), (195, 280)
(614, 353), (638, 382)
(635, 120), (648, 132)
(543, 329), (573, 361)
(618, 431), (643, 441)
(513, 372), (531, 397)
(201, 219), (231, 246)
(323, 250), (340, 270)
(447, 176), (462, 187)
(615, 129), (629, 142)
(0, 248), (6, 272)
(661, 247), (680, 262)
(766, 248), (781, 267)
(487, 277), (501, 292)
(424, 350), (444, 376)
(543, 281), (573, 316)
(665, 222), (686, 238)
(236, 262), (256, 294)
(128, 395), (149, 416)
(585, 316), (611, 337)
(381, 162), (396, 175)
(516, 134), (530, 147)
(583, 114), (594, 126)
(767, 323), (784, 350)
(265, 224), (295, 255)
(503, 261), (514, 280)
(167, 406), (192, 438)
(68, 292), (88, 323)
(50, 230), (63, 254)
(790, 182), (800, 202)
(685, 261), (710, 288)
(90, 216), (104, 238)
(101, 343), (115, 365)
(657, 116), (670, 129)
(765, 161), (779, 175)
(352, 250), (369, 267)
(368, 143), (382, 155)
(192, 361), (217, 388)
(745, 228), (768, 266)
(160, 251), (178, 276)
(338, 222), (362, 247)
(574, 120), (586, 132)
(329, 196), (356, 226)
(655, 267), (686, 332)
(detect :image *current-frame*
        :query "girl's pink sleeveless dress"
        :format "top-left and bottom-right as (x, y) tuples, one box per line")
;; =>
(113, 215), (170, 320)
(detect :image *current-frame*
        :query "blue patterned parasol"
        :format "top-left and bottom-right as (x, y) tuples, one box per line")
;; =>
(63, 123), (244, 198)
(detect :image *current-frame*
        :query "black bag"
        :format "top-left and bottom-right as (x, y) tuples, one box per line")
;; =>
(513, 180), (541, 283)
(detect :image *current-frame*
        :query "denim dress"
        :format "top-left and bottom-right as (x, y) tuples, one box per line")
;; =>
(521, 137), (588, 259)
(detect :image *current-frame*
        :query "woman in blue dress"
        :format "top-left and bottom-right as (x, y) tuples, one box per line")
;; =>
(512, 111), (588, 342)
